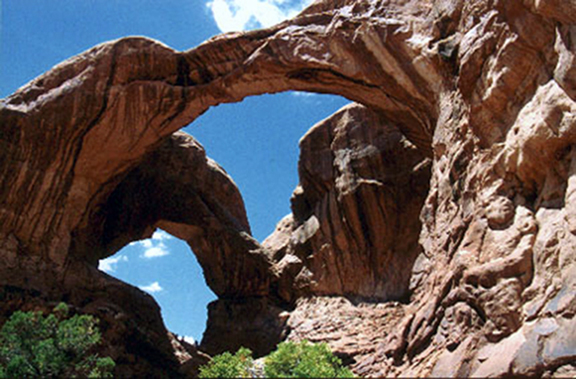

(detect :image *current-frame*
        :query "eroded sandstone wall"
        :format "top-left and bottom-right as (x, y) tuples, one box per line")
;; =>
(264, 103), (431, 302)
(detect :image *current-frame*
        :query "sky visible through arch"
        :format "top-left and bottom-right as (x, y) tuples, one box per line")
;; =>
(0, 0), (349, 343)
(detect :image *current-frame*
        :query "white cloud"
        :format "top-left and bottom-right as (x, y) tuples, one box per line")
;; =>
(142, 244), (170, 259)
(207, 0), (314, 33)
(98, 255), (128, 273)
(182, 336), (196, 345)
(129, 229), (173, 259)
(139, 281), (163, 293)
(152, 230), (173, 241)
(291, 91), (317, 98)
(140, 239), (153, 248)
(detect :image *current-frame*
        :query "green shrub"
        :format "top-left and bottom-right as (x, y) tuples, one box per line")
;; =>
(199, 347), (253, 378)
(198, 340), (353, 378)
(264, 340), (353, 378)
(0, 303), (115, 378)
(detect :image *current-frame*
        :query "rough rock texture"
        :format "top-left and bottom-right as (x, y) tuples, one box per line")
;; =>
(264, 103), (431, 302)
(2, 0), (576, 377)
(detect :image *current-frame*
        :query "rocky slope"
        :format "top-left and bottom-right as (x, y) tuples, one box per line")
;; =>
(1, 0), (576, 377)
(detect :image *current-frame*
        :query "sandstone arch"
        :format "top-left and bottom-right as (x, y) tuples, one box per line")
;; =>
(0, 0), (440, 279)
(78, 131), (270, 298)
(2, 0), (576, 377)
(1, 2), (440, 371)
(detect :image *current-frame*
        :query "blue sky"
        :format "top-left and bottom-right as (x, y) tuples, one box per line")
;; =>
(1, 0), (349, 343)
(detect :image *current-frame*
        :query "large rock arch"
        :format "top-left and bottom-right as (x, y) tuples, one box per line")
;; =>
(2, 0), (576, 377)
(1, 0), (439, 266)
(0, 0), (439, 288)
(0, 1), (440, 373)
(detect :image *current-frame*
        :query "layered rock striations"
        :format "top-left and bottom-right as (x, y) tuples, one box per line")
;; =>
(1, 0), (576, 377)
(265, 103), (431, 302)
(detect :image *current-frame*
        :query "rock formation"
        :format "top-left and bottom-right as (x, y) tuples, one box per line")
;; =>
(264, 103), (431, 302)
(1, 0), (576, 377)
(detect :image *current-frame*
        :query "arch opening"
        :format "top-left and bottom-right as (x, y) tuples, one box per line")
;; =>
(93, 91), (354, 354)
(90, 88), (431, 358)
(98, 228), (215, 344)
(187, 91), (350, 241)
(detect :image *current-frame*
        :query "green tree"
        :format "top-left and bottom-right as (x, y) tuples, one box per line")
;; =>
(198, 347), (253, 378)
(264, 340), (353, 378)
(198, 340), (353, 378)
(0, 303), (115, 378)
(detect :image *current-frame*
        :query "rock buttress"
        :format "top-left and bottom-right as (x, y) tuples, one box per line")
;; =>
(265, 103), (431, 303)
